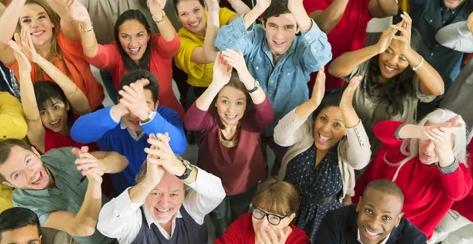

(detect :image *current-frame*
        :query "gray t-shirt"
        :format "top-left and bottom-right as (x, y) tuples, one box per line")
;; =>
(13, 147), (111, 244)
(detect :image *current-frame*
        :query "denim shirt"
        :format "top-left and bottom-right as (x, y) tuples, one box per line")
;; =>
(215, 17), (332, 135)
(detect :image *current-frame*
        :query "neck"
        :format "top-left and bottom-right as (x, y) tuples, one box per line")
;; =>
(273, 53), (283, 64)
(159, 220), (173, 235)
(315, 148), (328, 166)
(36, 41), (53, 59)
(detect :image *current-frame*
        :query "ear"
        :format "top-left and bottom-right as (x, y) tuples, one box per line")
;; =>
(395, 212), (404, 227)
(65, 101), (70, 111)
(154, 100), (159, 110)
(31, 146), (41, 158)
(356, 197), (362, 212)
(287, 213), (296, 223)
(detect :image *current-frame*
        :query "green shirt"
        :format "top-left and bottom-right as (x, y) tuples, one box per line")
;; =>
(12, 147), (112, 244)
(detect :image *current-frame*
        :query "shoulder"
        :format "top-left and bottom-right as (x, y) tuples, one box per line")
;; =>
(389, 218), (427, 243)
(157, 106), (181, 118)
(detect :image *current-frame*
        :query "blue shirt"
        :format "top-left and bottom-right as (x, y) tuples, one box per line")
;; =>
(71, 106), (187, 193)
(215, 17), (331, 135)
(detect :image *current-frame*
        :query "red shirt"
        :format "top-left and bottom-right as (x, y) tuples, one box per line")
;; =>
(354, 120), (472, 238)
(44, 129), (96, 152)
(87, 34), (184, 116)
(215, 213), (310, 244)
(183, 98), (273, 195)
(305, 0), (372, 90)
(451, 139), (473, 221)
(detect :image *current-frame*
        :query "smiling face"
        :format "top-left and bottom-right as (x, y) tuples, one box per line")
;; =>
(144, 172), (186, 225)
(118, 19), (151, 63)
(443, 0), (465, 9)
(0, 224), (41, 244)
(263, 13), (299, 59)
(0, 145), (51, 190)
(356, 189), (403, 244)
(20, 3), (55, 49)
(122, 89), (157, 133)
(176, 0), (206, 35)
(215, 85), (247, 127)
(313, 106), (346, 152)
(251, 207), (295, 235)
(39, 98), (69, 135)
(378, 39), (409, 80)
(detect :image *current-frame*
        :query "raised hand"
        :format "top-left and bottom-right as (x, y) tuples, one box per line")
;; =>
(205, 0), (220, 11)
(73, 146), (104, 184)
(212, 52), (232, 87)
(8, 38), (32, 73)
(144, 135), (166, 185)
(392, 12), (412, 55)
(255, 0), (271, 10)
(287, 0), (304, 13)
(144, 133), (184, 176)
(468, 12), (473, 33)
(339, 75), (361, 111)
(221, 49), (253, 86)
(147, 0), (166, 18)
(309, 67), (326, 107)
(118, 79), (153, 121)
(376, 22), (401, 54)
(424, 127), (456, 167)
(68, 0), (91, 24)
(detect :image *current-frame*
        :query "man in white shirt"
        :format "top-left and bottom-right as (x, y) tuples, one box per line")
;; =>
(97, 133), (226, 243)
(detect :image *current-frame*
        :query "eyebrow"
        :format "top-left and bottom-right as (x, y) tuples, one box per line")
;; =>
(9, 154), (27, 179)
(321, 112), (344, 123)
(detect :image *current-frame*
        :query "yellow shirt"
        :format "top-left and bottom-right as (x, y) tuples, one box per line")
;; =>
(0, 92), (27, 140)
(175, 8), (236, 87)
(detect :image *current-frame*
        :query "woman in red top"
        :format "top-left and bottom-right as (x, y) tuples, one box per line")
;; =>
(216, 180), (309, 244)
(354, 109), (473, 239)
(0, 0), (104, 110)
(10, 30), (91, 153)
(71, 0), (184, 116)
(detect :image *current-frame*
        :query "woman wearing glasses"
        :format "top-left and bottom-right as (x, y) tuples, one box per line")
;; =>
(216, 180), (309, 244)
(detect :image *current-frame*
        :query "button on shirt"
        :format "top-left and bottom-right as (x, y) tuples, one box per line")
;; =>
(215, 17), (332, 135)
(96, 167), (226, 244)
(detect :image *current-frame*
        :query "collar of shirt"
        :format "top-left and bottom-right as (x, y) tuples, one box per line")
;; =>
(356, 228), (390, 244)
(143, 205), (183, 240)
(119, 120), (145, 140)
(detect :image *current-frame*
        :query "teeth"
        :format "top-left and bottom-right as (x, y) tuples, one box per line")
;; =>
(31, 31), (44, 36)
(189, 22), (199, 27)
(384, 65), (395, 71)
(318, 135), (329, 142)
(32, 172), (41, 185)
(365, 227), (379, 237)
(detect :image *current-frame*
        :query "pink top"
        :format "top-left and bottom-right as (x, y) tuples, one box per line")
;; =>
(304, 0), (372, 90)
(87, 34), (184, 116)
(215, 213), (310, 244)
(184, 98), (273, 195)
(354, 120), (473, 238)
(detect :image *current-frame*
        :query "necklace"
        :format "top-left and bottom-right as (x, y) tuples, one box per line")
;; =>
(219, 129), (238, 148)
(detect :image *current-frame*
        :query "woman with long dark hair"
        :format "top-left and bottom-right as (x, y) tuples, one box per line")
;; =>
(71, 0), (184, 115)
(329, 13), (444, 145)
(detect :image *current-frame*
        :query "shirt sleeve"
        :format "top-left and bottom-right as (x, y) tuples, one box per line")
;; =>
(339, 120), (372, 170)
(97, 188), (143, 243)
(86, 43), (121, 70)
(440, 163), (473, 201)
(435, 21), (473, 53)
(141, 106), (187, 155)
(273, 109), (310, 147)
(183, 102), (217, 131)
(294, 19), (332, 73)
(373, 120), (404, 147)
(413, 76), (436, 103)
(182, 167), (226, 225)
(0, 92), (27, 139)
(70, 106), (119, 144)
(174, 33), (212, 81)
(215, 16), (261, 55)
(151, 33), (180, 58)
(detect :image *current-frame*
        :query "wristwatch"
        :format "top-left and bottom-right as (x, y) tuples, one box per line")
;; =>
(247, 79), (260, 93)
(140, 111), (154, 124)
(177, 159), (193, 180)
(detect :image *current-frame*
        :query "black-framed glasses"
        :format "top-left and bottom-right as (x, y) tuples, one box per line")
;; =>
(251, 207), (286, 225)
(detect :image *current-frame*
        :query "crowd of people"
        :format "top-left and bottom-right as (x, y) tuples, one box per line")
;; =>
(0, 0), (473, 243)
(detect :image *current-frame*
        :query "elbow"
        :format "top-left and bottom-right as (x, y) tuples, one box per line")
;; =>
(327, 63), (346, 78)
(69, 223), (97, 237)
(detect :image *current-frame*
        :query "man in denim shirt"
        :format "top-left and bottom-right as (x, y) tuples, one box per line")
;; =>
(215, 0), (331, 173)
(215, 0), (331, 135)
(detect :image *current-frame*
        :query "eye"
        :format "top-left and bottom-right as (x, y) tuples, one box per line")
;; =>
(12, 172), (19, 180)
(29, 240), (40, 244)
(21, 18), (32, 24)
(333, 122), (342, 129)
(221, 100), (229, 105)
(385, 49), (393, 54)
(364, 208), (374, 215)
(382, 215), (392, 223)
(26, 158), (31, 165)
(53, 105), (61, 111)
(170, 193), (179, 198)
(319, 115), (328, 123)
(400, 56), (407, 62)
(120, 34), (129, 39)
(236, 101), (245, 106)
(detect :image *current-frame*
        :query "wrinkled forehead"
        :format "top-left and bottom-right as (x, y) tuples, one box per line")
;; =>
(153, 173), (185, 193)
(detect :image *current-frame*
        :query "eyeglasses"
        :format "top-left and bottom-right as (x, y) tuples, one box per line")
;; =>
(252, 208), (286, 225)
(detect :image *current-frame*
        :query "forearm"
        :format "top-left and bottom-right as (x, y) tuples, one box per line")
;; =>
(47, 1), (80, 40)
(128, 179), (156, 204)
(329, 44), (379, 78)
(18, 69), (40, 121)
(228, 0), (251, 15)
(290, 4), (312, 33)
(34, 56), (90, 114)
(295, 99), (319, 121)
(341, 106), (360, 129)
(79, 21), (99, 58)
(397, 123), (424, 139)
(311, 0), (349, 33)
(405, 49), (444, 96)
(202, 7), (220, 62)
(195, 82), (224, 110)
(243, 4), (267, 29)
(74, 180), (102, 235)
(435, 21), (473, 53)
(239, 71), (265, 104)
(99, 151), (128, 174)
(155, 16), (177, 41)
(368, 0), (399, 18)
(0, 0), (24, 44)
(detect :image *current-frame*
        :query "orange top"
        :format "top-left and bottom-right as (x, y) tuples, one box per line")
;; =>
(9, 32), (104, 109)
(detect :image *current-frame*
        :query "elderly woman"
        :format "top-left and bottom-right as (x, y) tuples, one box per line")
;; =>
(354, 109), (473, 239)
(216, 180), (309, 243)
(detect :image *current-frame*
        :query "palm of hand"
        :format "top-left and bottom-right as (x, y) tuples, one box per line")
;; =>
(148, 0), (166, 12)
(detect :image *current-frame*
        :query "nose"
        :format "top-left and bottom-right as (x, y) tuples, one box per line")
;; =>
(366, 216), (382, 231)
(425, 140), (435, 153)
(158, 194), (171, 208)
(320, 123), (331, 133)
(387, 55), (399, 65)
(47, 110), (57, 121)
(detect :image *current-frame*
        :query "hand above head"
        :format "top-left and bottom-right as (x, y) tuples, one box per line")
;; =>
(392, 12), (412, 55)
(423, 126), (456, 167)
(118, 79), (153, 121)
(8, 37), (32, 73)
(376, 21), (401, 54)
(72, 146), (105, 184)
(221, 49), (253, 86)
(204, 0), (220, 12)
(147, 0), (166, 18)
(309, 66), (326, 107)
(212, 52), (232, 88)
(143, 138), (166, 185)
(145, 133), (186, 177)
(339, 75), (361, 111)
(68, 0), (91, 24)
(255, 0), (271, 10)
(287, 0), (304, 13)
(467, 12), (473, 33)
